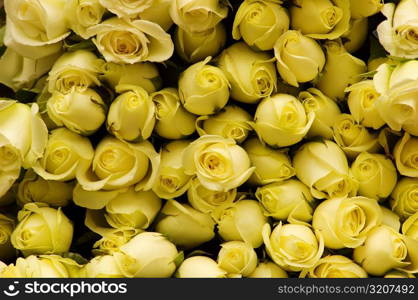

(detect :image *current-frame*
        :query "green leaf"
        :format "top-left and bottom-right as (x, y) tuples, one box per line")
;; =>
(173, 251), (185, 268)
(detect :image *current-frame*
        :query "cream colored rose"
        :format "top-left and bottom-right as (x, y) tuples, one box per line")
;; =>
(248, 261), (288, 278)
(274, 30), (325, 87)
(350, 0), (383, 19)
(253, 94), (314, 148)
(217, 199), (267, 248)
(298, 88), (341, 139)
(170, 0), (229, 33)
(217, 241), (258, 277)
(196, 106), (252, 144)
(354, 225), (418, 276)
(391, 177), (418, 219)
(316, 40), (367, 101)
(65, 0), (105, 39)
(11, 203), (73, 257)
(99, 0), (152, 18)
(217, 42), (277, 104)
(152, 88), (196, 139)
(244, 138), (295, 186)
(263, 223), (324, 272)
(300, 255), (368, 278)
(233, 0), (289, 51)
(394, 133), (418, 177)
(342, 18), (368, 53)
(293, 140), (358, 199)
(256, 179), (314, 224)
(89, 17), (174, 64)
(33, 128), (94, 182)
(312, 196), (382, 249)
(0, 214), (15, 261)
(179, 57), (229, 115)
(377, 0), (418, 59)
(290, 0), (350, 40)
(175, 23), (226, 63)
(138, 0), (174, 31)
(84, 255), (124, 278)
(156, 200), (215, 249)
(176, 256), (227, 278)
(183, 135), (254, 192)
(351, 152), (397, 200)
(402, 212), (418, 240)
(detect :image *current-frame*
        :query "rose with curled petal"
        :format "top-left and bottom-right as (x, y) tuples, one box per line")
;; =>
(65, 0), (105, 39)
(300, 255), (368, 278)
(248, 261), (288, 278)
(394, 133), (418, 178)
(0, 214), (15, 261)
(217, 241), (258, 277)
(99, 0), (153, 18)
(182, 135), (254, 192)
(176, 256), (227, 278)
(391, 177), (418, 219)
(350, 0), (383, 19)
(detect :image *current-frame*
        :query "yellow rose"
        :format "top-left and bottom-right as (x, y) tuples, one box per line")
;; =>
(402, 212), (418, 240)
(89, 17), (174, 63)
(298, 88), (341, 139)
(332, 114), (380, 159)
(293, 140), (358, 199)
(290, 0), (350, 40)
(312, 196), (382, 249)
(351, 152), (397, 200)
(33, 128), (94, 181)
(183, 135), (254, 192)
(0, 214), (16, 261)
(169, 0), (229, 33)
(175, 23), (226, 63)
(256, 179), (314, 224)
(99, 0), (153, 18)
(350, 0), (383, 19)
(217, 199), (267, 248)
(217, 42), (277, 104)
(196, 105), (252, 144)
(381, 206), (401, 232)
(244, 138), (295, 186)
(152, 88), (196, 140)
(152, 140), (193, 199)
(65, 0), (105, 39)
(138, 0), (174, 31)
(394, 133), (418, 177)
(84, 255), (124, 278)
(346, 80), (385, 129)
(232, 0), (289, 51)
(179, 57), (229, 115)
(353, 225), (418, 276)
(17, 170), (73, 207)
(253, 94), (315, 148)
(300, 255), (368, 278)
(263, 223), (324, 272)
(316, 40), (367, 101)
(342, 18), (368, 53)
(248, 261), (288, 278)
(274, 30), (325, 87)
(47, 88), (106, 136)
(390, 177), (418, 219)
(377, 0), (418, 59)
(176, 256), (227, 278)
(217, 241), (258, 277)
(156, 200), (215, 249)
(11, 203), (73, 257)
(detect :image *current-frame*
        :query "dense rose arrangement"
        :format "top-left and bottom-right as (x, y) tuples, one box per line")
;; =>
(0, 0), (417, 279)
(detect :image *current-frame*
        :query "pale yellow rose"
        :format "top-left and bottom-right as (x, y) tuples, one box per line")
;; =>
(65, 0), (105, 39)
(217, 42), (277, 104)
(84, 255), (124, 278)
(176, 256), (227, 278)
(350, 0), (383, 19)
(391, 177), (418, 219)
(300, 255), (368, 278)
(274, 30), (325, 87)
(232, 0), (289, 51)
(394, 133), (418, 177)
(99, 0), (153, 18)
(182, 135), (254, 192)
(248, 261), (288, 278)
(217, 241), (258, 277)
(342, 18), (368, 53)
(138, 0), (174, 31)
(0, 214), (16, 261)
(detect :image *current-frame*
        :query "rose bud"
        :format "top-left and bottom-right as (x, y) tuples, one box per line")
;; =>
(0, 214), (15, 261)
(138, 0), (173, 31)
(293, 140), (358, 199)
(11, 203), (73, 257)
(253, 94), (314, 148)
(391, 177), (418, 220)
(152, 141), (193, 199)
(377, 0), (418, 59)
(350, 0), (383, 19)
(384, 270), (416, 278)
(65, 0), (105, 39)
(346, 80), (385, 130)
(176, 256), (227, 278)
(107, 85), (155, 142)
(274, 30), (325, 87)
(47, 88), (106, 136)
(248, 261), (288, 278)
(217, 199), (267, 248)
(353, 225), (418, 276)
(342, 18), (368, 53)
(88, 17), (174, 64)
(232, 0), (289, 51)
(84, 255), (124, 278)
(312, 196), (382, 249)
(179, 57), (229, 115)
(175, 23), (226, 63)
(196, 106), (252, 144)
(152, 88), (196, 140)
(183, 135), (254, 192)
(351, 152), (397, 201)
(394, 133), (418, 177)
(402, 212), (418, 240)
(244, 138), (295, 186)
(256, 179), (314, 224)
(114, 231), (179, 278)
(263, 223), (324, 272)
(217, 42), (277, 104)
(300, 255), (368, 278)
(156, 200), (215, 249)
(169, 0), (229, 33)
(316, 40), (367, 101)
(217, 241), (258, 277)
(332, 114), (380, 159)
